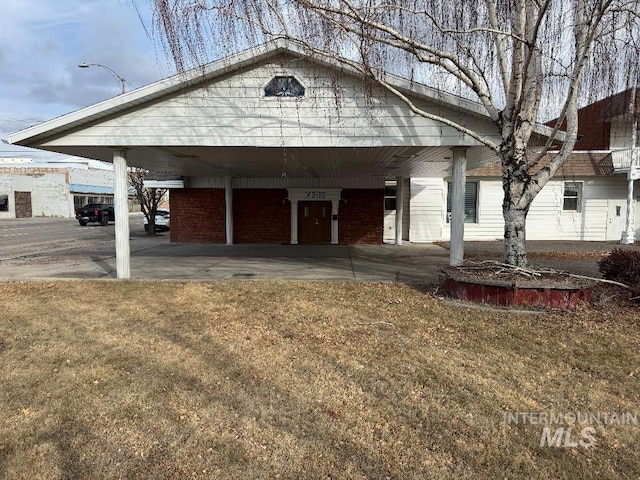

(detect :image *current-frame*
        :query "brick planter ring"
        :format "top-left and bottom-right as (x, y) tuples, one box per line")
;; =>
(442, 273), (593, 308)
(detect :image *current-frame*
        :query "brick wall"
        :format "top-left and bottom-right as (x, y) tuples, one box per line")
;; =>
(170, 188), (226, 243)
(546, 90), (640, 150)
(169, 187), (382, 244)
(338, 189), (383, 244)
(233, 189), (291, 243)
(574, 99), (611, 150)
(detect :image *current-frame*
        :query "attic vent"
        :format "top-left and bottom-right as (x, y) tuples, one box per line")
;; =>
(264, 76), (305, 97)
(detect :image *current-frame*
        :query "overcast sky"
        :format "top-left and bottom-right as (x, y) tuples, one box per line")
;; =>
(0, 0), (174, 158)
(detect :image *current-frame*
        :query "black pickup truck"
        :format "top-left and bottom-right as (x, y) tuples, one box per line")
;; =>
(75, 203), (115, 226)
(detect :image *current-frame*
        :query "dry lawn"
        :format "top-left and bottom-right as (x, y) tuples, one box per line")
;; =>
(0, 280), (639, 479)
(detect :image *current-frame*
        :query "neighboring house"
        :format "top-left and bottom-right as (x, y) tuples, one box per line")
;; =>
(384, 152), (634, 243)
(0, 157), (116, 218)
(383, 89), (640, 243)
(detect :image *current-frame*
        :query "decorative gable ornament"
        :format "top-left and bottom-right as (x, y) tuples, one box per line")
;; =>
(264, 76), (305, 97)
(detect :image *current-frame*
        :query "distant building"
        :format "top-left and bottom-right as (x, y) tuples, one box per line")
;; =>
(0, 157), (115, 218)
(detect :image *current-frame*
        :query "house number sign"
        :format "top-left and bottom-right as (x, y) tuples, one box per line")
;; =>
(305, 191), (327, 199)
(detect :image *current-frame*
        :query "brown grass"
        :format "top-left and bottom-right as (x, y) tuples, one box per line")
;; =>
(0, 281), (639, 479)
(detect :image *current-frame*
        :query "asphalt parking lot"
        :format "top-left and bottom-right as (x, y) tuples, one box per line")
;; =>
(0, 215), (635, 281)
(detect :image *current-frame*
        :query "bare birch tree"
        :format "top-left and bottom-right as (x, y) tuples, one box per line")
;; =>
(143, 0), (640, 265)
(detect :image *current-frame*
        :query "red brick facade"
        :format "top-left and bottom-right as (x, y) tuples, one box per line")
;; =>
(233, 189), (291, 244)
(170, 188), (226, 243)
(545, 88), (640, 151)
(338, 189), (383, 244)
(169, 187), (383, 245)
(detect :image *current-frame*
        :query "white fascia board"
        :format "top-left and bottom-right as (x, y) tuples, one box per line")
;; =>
(143, 179), (184, 189)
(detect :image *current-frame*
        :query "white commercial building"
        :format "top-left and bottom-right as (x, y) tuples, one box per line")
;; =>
(0, 157), (115, 218)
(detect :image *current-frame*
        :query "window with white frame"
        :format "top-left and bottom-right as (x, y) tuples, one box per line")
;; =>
(563, 182), (582, 212)
(384, 184), (397, 211)
(446, 181), (478, 223)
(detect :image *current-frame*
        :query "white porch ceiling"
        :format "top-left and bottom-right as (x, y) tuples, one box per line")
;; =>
(39, 144), (500, 179)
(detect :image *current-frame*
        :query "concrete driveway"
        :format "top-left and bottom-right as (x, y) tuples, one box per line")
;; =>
(0, 216), (633, 282)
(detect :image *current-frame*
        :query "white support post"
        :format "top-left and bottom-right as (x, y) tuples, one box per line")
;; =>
(290, 200), (298, 244)
(622, 169), (637, 244)
(450, 147), (467, 266)
(225, 177), (233, 245)
(113, 149), (130, 279)
(622, 118), (637, 244)
(395, 177), (404, 246)
(331, 200), (339, 244)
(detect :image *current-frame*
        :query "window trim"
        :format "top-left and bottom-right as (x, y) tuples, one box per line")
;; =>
(562, 181), (583, 213)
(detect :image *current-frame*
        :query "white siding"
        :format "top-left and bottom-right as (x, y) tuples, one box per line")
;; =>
(526, 178), (626, 241)
(30, 173), (70, 217)
(441, 179), (504, 241)
(409, 178), (445, 242)
(43, 55), (500, 149)
(0, 175), (14, 218)
(187, 176), (384, 189)
(409, 175), (632, 242)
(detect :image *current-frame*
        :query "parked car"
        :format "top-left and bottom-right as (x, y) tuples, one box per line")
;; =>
(75, 203), (115, 226)
(144, 210), (170, 232)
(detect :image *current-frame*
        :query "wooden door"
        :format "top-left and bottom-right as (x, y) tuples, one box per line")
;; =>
(14, 191), (32, 218)
(298, 201), (331, 243)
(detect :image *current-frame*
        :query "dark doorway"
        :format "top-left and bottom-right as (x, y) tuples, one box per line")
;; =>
(298, 201), (331, 244)
(14, 191), (32, 218)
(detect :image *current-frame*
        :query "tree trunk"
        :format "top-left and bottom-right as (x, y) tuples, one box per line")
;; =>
(503, 205), (528, 266)
(147, 216), (156, 236)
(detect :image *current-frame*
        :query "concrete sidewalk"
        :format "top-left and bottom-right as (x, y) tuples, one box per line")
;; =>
(3, 234), (450, 283)
(2, 225), (632, 281)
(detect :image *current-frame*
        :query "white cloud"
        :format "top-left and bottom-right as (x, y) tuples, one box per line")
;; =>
(0, 0), (171, 153)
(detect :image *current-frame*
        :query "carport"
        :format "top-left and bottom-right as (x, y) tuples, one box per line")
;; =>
(8, 39), (554, 279)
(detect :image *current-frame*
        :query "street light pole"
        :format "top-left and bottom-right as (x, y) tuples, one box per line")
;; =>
(78, 63), (126, 94)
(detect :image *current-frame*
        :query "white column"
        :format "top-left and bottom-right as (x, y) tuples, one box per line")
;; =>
(395, 177), (404, 246)
(225, 177), (233, 245)
(113, 149), (130, 279)
(622, 171), (636, 244)
(450, 147), (467, 266)
(290, 200), (298, 244)
(331, 200), (339, 244)
(622, 120), (637, 244)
